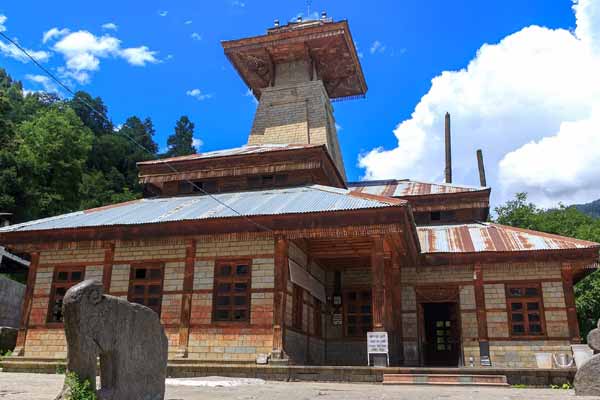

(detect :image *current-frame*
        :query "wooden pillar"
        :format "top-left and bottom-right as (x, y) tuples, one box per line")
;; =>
(561, 263), (582, 343)
(102, 242), (115, 293)
(391, 251), (404, 364)
(272, 235), (289, 359)
(371, 236), (386, 332)
(178, 239), (196, 357)
(473, 265), (488, 340)
(14, 251), (39, 356)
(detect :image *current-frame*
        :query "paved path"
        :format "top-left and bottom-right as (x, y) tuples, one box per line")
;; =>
(0, 372), (596, 400)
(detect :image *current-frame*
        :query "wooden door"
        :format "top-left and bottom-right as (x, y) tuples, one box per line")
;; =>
(423, 302), (460, 366)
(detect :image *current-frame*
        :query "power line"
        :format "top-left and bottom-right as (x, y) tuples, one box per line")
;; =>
(0, 31), (274, 233)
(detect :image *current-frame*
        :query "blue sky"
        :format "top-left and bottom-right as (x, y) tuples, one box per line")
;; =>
(1, 0), (599, 207)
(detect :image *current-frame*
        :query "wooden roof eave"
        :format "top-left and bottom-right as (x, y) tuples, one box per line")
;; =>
(0, 205), (409, 249)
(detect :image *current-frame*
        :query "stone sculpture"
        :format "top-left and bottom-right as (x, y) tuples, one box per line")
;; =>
(575, 320), (600, 396)
(55, 279), (168, 400)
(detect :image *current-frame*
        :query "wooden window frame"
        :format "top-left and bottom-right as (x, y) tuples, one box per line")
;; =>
(506, 282), (547, 338)
(127, 263), (165, 316)
(292, 284), (304, 331)
(47, 266), (86, 325)
(212, 259), (252, 324)
(343, 287), (373, 337)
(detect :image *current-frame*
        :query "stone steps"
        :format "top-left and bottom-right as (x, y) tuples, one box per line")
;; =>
(383, 373), (509, 386)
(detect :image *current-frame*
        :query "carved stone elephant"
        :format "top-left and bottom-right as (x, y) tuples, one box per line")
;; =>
(55, 279), (168, 400)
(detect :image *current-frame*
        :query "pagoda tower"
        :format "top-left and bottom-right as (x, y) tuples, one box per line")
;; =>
(222, 15), (367, 180)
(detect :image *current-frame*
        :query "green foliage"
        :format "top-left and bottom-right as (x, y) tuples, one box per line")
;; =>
(0, 67), (165, 222)
(511, 384), (528, 388)
(166, 115), (196, 157)
(65, 372), (96, 400)
(550, 383), (573, 390)
(576, 199), (600, 219)
(56, 364), (66, 374)
(494, 193), (600, 340)
(0, 349), (13, 358)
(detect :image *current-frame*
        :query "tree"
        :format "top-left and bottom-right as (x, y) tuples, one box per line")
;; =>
(16, 105), (93, 220)
(119, 116), (158, 155)
(69, 91), (113, 136)
(494, 193), (600, 340)
(166, 116), (196, 157)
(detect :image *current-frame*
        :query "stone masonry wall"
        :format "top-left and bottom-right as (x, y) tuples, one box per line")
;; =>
(0, 276), (25, 328)
(24, 237), (276, 361)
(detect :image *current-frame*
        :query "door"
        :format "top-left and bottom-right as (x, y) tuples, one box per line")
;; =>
(423, 302), (460, 366)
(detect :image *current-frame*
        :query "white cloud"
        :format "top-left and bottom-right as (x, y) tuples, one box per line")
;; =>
(191, 32), (202, 41)
(184, 20), (193, 25)
(0, 15), (51, 63)
(42, 27), (70, 43)
(52, 30), (159, 83)
(335, 123), (342, 132)
(158, 10), (168, 17)
(192, 137), (203, 150)
(187, 88), (212, 101)
(0, 40), (51, 63)
(232, 1), (246, 7)
(101, 22), (118, 31)
(25, 74), (59, 93)
(359, 0), (600, 208)
(120, 46), (159, 66)
(370, 40), (386, 54)
(166, 54), (174, 60)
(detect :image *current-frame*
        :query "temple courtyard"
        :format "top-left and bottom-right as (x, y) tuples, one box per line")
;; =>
(0, 372), (595, 400)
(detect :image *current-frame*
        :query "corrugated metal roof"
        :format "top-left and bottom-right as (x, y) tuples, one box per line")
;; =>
(138, 144), (322, 165)
(0, 185), (399, 233)
(348, 179), (487, 197)
(418, 222), (599, 253)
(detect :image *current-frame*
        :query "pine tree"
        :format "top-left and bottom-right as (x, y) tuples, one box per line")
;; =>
(166, 116), (196, 157)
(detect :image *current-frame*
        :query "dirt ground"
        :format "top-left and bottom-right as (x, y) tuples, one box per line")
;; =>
(0, 372), (597, 400)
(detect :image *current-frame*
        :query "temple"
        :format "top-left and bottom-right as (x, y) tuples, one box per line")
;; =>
(1, 16), (598, 370)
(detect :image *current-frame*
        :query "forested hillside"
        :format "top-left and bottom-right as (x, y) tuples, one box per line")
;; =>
(0, 68), (197, 223)
(576, 199), (600, 219)
(495, 193), (600, 340)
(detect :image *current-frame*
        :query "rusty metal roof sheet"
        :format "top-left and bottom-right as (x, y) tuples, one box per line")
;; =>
(138, 144), (322, 165)
(348, 179), (488, 197)
(418, 222), (600, 253)
(0, 185), (401, 233)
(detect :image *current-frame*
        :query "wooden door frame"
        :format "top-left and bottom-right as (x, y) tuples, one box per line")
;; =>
(415, 285), (462, 367)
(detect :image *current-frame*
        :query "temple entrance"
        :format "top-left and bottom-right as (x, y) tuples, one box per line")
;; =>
(422, 302), (460, 366)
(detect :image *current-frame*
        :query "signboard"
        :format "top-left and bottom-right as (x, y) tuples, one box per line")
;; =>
(367, 331), (389, 366)
(288, 259), (326, 303)
(332, 313), (343, 325)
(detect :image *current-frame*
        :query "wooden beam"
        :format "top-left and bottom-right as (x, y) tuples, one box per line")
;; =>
(391, 251), (404, 364)
(474, 264), (488, 340)
(561, 263), (582, 343)
(102, 242), (115, 293)
(371, 236), (386, 332)
(272, 235), (289, 358)
(13, 252), (39, 356)
(178, 239), (197, 357)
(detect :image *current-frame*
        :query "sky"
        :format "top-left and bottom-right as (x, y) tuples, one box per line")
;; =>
(0, 0), (599, 209)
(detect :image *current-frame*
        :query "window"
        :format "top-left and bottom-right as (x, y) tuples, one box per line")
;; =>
(192, 180), (218, 194)
(247, 174), (288, 189)
(344, 289), (372, 337)
(314, 301), (322, 337)
(293, 285), (303, 330)
(213, 261), (251, 322)
(48, 267), (85, 323)
(506, 284), (545, 337)
(128, 264), (164, 315)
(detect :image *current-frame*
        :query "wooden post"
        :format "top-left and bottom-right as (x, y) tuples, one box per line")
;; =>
(273, 235), (289, 359)
(473, 265), (488, 340)
(178, 239), (197, 357)
(476, 149), (487, 187)
(445, 112), (452, 184)
(391, 251), (404, 364)
(102, 242), (115, 293)
(561, 263), (582, 343)
(13, 251), (39, 356)
(371, 236), (386, 332)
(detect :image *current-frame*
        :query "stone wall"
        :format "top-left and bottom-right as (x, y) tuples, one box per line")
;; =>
(22, 237), (276, 361)
(0, 276), (25, 328)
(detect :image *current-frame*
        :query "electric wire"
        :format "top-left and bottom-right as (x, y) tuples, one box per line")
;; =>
(0, 31), (274, 233)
